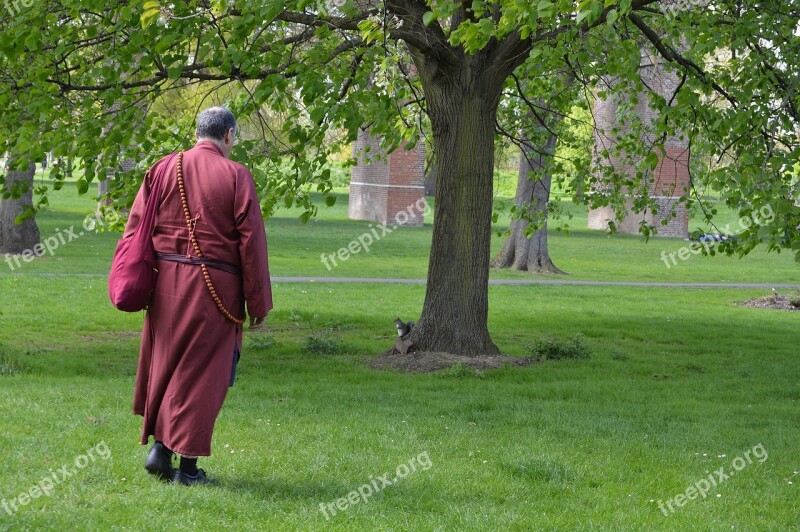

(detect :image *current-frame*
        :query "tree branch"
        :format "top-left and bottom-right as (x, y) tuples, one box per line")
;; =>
(385, 0), (455, 61)
(274, 9), (374, 31)
(627, 13), (738, 109)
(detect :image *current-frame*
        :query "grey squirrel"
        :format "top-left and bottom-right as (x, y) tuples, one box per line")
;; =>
(394, 318), (414, 338)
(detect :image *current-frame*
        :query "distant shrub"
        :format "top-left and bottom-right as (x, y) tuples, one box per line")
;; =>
(320, 318), (357, 331)
(327, 164), (352, 188)
(289, 309), (318, 329)
(790, 295), (800, 309)
(246, 335), (275, 351)
(0, 353), (23, 376)
(528, 334), (591, 361)
(303, 333), (346, 355)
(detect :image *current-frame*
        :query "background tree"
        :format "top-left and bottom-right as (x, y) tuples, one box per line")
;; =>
(492, 132), (565, 274)
(492, 67), (582, 274)
(0, 159), (39, 254)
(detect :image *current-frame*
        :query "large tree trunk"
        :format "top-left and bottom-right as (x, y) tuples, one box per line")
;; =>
(0, 161), (40, 254)
(492, 137), (566, 274)
(406, 53), (504, 356)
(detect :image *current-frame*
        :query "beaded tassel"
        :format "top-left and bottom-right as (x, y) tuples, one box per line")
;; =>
(176, 152), (245, 325)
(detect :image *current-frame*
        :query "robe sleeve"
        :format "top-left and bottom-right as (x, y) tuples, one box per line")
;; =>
(234, 168), (272, 318)
(123, 153), (173, 239)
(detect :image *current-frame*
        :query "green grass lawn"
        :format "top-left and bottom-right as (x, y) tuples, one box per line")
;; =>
(0, 181), (797, 530)
(8, 180), (800, 284)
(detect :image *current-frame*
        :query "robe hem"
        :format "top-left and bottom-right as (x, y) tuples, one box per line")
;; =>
(137, 433), (212, 457)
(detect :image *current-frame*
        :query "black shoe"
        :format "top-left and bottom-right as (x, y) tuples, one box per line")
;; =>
(172, 468), (219, 486)
(144, 442), (174, 480)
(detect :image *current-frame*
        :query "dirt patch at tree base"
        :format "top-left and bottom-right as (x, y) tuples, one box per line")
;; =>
(368, 351), (535, 373)
(739, 294), (800, 312)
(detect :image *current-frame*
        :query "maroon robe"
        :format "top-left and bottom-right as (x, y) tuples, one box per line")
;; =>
(125, 141), (272, 457)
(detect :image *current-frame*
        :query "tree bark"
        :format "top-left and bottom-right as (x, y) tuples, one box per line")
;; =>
(0, 161), (40, 254)
(492, 136), (566, 274)
(405, 52), (505, 356)
(423, 166), (436, 196)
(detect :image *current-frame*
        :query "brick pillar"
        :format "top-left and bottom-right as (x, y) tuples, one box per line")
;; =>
(589, 50), (690, 238)
(349, 129), (426, 227)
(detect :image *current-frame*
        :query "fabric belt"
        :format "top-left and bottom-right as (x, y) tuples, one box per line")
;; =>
(155, 252), (242, 276)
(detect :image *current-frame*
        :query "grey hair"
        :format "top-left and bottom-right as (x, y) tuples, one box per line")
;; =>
(196, 107), (237, 141)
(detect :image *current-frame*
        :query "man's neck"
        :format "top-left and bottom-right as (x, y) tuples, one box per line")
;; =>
(196, 139), (227, 157)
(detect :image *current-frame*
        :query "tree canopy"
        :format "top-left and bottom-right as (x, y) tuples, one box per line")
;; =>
(1, 0), (798, 354)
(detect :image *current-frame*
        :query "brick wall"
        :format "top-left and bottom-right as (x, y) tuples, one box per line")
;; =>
(589, 50), (690, 238)
(587, 197), (689, 236)
(349, 129), (425, 227)
(348, 131), (388, 223)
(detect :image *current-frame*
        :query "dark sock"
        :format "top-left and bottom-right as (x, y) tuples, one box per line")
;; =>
(156, 441), (173, 458)
(180, 457), (198, 476)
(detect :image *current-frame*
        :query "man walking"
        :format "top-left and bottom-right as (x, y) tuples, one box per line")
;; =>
(124, 107), (272, 485)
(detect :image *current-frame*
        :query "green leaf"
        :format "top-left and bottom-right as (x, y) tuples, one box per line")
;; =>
(537, 0), (554, 19)
(167, 66), (184, 80)
(576, 0), (603, 26)
(309, 106), (327, 125)
(141, 2), (162, 28)
(644, 151), (659, 171)
(76, 178), (89, 195)
(422, 11), (435, 27)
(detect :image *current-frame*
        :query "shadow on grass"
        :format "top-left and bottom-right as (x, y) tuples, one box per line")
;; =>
(221, 475), (355, 503)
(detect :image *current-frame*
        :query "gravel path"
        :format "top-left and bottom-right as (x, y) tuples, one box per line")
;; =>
(2, 272), (798, 289)
(272, 277), (800, 289)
